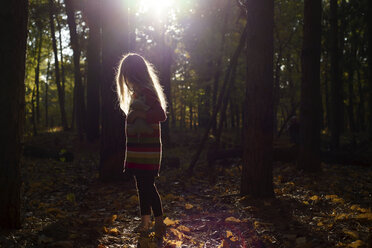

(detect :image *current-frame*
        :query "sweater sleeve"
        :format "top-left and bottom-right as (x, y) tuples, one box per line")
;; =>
(142, 88), (167, 123)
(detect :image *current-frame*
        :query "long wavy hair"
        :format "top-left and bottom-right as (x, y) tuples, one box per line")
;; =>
(115, 53), (167, 115)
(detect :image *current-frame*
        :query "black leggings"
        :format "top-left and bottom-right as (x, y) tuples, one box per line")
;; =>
(135, 174), (163, 217)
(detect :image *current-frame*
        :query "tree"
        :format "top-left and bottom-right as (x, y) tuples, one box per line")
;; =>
(298, 0), (322, 172)
(85, 0), (101, 142)
(99, 0), (128, 181)
(330, 0), (342, 149)
(65, 0), (86, 140)
(48, 0), (68, 130)
(241, 0), (274, 197)
(0, 0), (28, 228)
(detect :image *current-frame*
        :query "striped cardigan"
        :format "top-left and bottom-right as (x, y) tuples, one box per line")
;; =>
(124, 88), (166, 176)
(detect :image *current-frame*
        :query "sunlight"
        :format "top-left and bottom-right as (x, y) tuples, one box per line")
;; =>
(137, 0), (175, 18)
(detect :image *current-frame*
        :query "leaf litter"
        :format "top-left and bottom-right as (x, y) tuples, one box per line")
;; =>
(0, 131), (371, 247)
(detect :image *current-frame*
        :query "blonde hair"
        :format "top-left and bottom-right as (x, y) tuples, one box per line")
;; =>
(115, 53), (167, 115)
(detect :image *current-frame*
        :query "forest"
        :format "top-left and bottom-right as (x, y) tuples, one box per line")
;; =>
(0, 0), (371, 247)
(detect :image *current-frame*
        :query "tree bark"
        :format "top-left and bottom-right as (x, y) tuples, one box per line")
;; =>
(85, 0), (101, 142)
(45, 58), (50, 128)
(0, 0), (28, 229)
(35, 28), (43, 124)
(330, 0), (342, 149)
(368, 0), (372, 140)
(100, 0), (128, 181)
(160, 42), (172, 145)
(298, 0), (322, 172)
(48, 0), (68, 130)
(241, 0), (274, 197)
(65, 0), (86, 140)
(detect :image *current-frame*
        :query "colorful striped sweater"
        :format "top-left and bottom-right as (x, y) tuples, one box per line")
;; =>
(124, 88), (166, 176)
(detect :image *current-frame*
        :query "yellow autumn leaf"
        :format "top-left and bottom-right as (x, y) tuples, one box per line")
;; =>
(317, 221), (323, 226)
(335, 213), (350, 220)
(325, 194), (338, 200)
(185, 203), (194, 209)
(303, 201), (309, 205)
(102, 226), (108, 233)
(225, 216), (241, 223)
(164, 217), (179, 226)
(177, 225), (190, 232)
(111, 214), (117, 222)
(109, 228), (119, 235)
(347, 240), (364, 248)
(343, 229), (359, 239)
(309, 195), (319, 201)
(354, 213), (372, 221)
(230, 236), (239, 242)
(170, 228), (185, 240)
(226, 230), (233, 238)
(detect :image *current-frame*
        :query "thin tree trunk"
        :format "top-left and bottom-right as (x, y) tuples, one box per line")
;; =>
(368, 0), (372, 140)
(330, 0), (341, 150)
(85, 0), (101, 142)
(211, 3), (229, 134)
(160, 41), (172, 145)
(31, 87), (37, 135)
(49, 0), (68, 130)
(45, 59), (50, 128)
(298, 0), (322, 172)
(65, 0), (86, 140)
(356, 68), (365, 131)
(241, 0), (274, 197)
(56, 11), (66, 108)
(0, 0), (28, 228)
(35, 28), (42, 124)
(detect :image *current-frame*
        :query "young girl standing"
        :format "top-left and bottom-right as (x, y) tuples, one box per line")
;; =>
(116, 53), (167, 238)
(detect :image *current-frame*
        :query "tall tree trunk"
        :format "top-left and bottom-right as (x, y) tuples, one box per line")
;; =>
(85, 0), (101, 142)
(298, 0), (322, 172)
(35, 28), (43, 124)
(49, 0), (68, 130)
(241, 0), (274, 197)
(356, 68), (365, 131)
(368, 0), (372, 140)
(31, 87), (37, 135)
(0, 0), (28, 228)
(65, 0), (86, 140)
(56, 10), (66, 109)
(100, 0), (128, 181)
(45, 59), (50, 128)
(160, 42), (172, 145)
(211, 4), (229, 134)
(330, 0), (342, 149)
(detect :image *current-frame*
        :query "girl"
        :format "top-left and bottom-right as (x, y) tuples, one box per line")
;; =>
(116, 53), (167, 238)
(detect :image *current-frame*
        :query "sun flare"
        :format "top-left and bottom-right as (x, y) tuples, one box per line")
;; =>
(138, 0), (175, 17)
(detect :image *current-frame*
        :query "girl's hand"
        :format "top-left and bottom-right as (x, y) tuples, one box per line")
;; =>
(127, 110), (146, 123)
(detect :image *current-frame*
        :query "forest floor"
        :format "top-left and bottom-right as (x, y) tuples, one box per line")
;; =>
(0, 130), (371, 248)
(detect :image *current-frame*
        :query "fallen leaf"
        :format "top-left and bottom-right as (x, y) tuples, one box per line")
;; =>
(343, 229), (359, 239)
(347, 240), (364, 248)
(164, 217), (179, 226)
(185, 203), (194, 209)
(225, 216), (241, 223)
(109, 228), (119, 235)
(177, 225), (190, 232)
